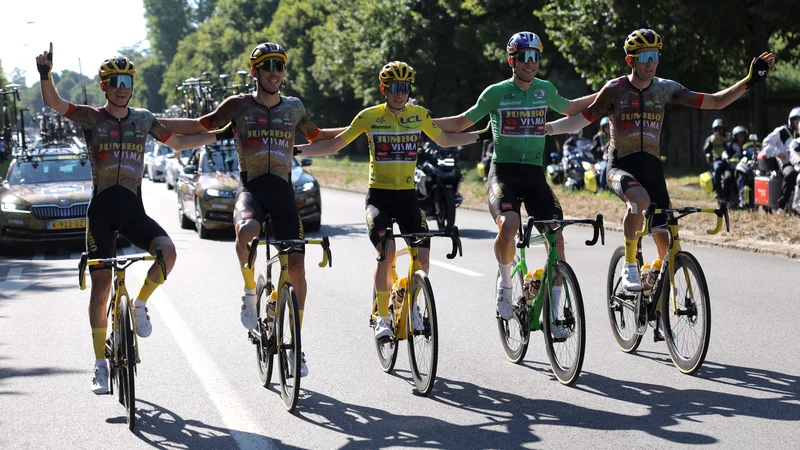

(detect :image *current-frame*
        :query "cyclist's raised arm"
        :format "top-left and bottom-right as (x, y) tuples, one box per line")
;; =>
(674, 52), (775, 110)
(547, 81), (615, 136)
(36, 42), (70, 116)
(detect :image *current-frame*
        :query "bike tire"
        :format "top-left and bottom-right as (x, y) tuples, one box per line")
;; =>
(255, 274), (274, 388)
(373, 291), (398, 373)
(406, 271), (438, 396)
(660, 252), (712, 375)
(119, 298), (136, 430)
(496, 256), (529, 363)
(276, 283), (301, 412)
(606, 245), (643, 353)
(542, 261), (586, 386)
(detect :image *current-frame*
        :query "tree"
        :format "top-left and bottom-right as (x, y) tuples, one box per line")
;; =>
(0, 60), (8, 87)
(143, 0), (193, 63)
(10, 68), (26, 87)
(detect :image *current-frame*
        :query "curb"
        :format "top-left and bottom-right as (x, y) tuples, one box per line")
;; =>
(324, 186), (800, 260)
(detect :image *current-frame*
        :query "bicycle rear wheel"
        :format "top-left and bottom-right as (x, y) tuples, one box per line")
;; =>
(118, 298), (136, 430)
(372, 290), (398, 373)
(660, 252), (711, 375)
(607, 245), (643, 353)
(255, 273), (274, 388)
(407, 271), (438, 396)
(276, 283), (301, 412)
(542, 261), (586, 385)
(496, 256), (529, 363)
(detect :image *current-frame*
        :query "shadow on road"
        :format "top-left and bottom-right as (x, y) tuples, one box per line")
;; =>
(0, 365), (82, 395)
(112, 399), (301, 449)
(292, 361), (799, 448)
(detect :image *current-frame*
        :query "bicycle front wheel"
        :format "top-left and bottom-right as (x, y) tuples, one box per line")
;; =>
(542, 261), (586, 386)
(255, 273), (273, 388)
(119, 298), (136, 430)
(496, 256), (529, 363)
(372, 290), (398, 373)
(607, 245), (643, 353)
(660, 252), (711, 375)
(406, 270), (438, 396)
(276, 282), (301, 412)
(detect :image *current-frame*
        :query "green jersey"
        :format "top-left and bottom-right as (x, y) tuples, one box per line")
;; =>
(465, 78), (569, 166)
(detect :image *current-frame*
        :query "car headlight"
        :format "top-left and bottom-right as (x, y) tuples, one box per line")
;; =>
(205, 188), (235, 199)
(1, 201), (32, 213)
(296, 181), (316, 193)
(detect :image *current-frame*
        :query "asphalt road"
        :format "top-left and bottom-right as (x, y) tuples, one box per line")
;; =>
(1, 179), (798, 449)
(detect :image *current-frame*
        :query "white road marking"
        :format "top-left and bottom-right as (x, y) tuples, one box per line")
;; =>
(128, 270), (277, 450)
(429, 259), (483, 277)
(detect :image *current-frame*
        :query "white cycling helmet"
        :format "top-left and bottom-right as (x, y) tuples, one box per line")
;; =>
(789, 107), (800, 129)
(732, 126), (748, 137)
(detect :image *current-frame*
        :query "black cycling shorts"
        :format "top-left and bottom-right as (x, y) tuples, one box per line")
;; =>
(234, 173), (304, 254)
(86, 185), (168, 271)
(365, 189), (430, 249)
(486, 162), (564, 222)
(607, 151), (671, 227)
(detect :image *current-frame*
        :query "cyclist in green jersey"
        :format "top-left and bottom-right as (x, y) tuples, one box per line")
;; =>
(434, 32), (596, 320)
(546, 29), (774, 291)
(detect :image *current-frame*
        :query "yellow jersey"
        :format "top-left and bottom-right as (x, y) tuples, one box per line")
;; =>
(339, 103), (443, 190)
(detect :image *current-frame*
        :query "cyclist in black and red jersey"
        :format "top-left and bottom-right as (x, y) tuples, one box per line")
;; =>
(160, 43), (344, 378)
(546, 29), (774, 291)
(37, 43), (220, 395)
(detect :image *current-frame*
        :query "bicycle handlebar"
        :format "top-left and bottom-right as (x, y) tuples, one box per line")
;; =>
(78, 248), (167, 290)
(519, 214), (605, 248)
(376, 226), (463, 262)
(636, 203), (730, 237)
(246, 236), (333, 269)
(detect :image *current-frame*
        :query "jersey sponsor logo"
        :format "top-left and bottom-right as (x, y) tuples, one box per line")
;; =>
(271, 118), (283, 124)
(619, 112), (662, 121)
(501, 202), (513, 211)
(631, 99), (640, 108)
(124, 130), (135, 137)
(532, 89), (546, 99)
(109, 129), (120, 138)
(499, 107), (547, 137)
(373, 132), (420, 162)
(257, 117), (268, 125)
(376, 116), (387, 123)
(398, 115), (421, 124)
(371, 125), (392, 129)
(97, 142), (145, 153)
(503, 93), (516, 100)
(246, 129), (292, 139)
(499, 101), (523, 106)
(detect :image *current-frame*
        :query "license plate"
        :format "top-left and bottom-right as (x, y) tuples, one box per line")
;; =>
(47, 219), (86, 230)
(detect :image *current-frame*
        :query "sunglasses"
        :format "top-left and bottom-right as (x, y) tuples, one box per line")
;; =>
(383, 82), (411, 94)
(105, 75), (133, 89)
(257, 59), (286, 72)
(630, 50), (660, 63)
(514, 50), (540, 64)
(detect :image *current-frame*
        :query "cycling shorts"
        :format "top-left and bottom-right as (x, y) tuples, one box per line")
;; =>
(486, 162), (564, 222)
(86, 185), (168, 271)
(607, 151), (671, 227)
(365, 189), (430, 249)
(234, 173), (304, 254)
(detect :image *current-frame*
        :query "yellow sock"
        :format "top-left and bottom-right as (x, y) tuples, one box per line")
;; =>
(298, 309), (304, 328)
(376, 290), (390, 317)
(241, 265), (256, 291)
(92, 327), (106, 361)
(652, 258), (663, 270)
(624, 236), (639, 264)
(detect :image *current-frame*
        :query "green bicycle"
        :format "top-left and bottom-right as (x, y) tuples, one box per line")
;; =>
(497, 210), (604, 385)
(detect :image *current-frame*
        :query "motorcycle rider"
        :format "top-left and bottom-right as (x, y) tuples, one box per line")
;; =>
(592, 117), (611, 190)
(729, 126), (749, 157)
(761, 107), (800, 213)
(703, 119), (733, 202)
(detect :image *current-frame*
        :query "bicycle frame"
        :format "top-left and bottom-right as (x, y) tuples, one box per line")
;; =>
(636, 204), (728, 314)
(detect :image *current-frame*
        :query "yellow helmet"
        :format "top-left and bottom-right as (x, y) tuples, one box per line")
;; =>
(249, 42), (287, 69)
(624, 29), (663, 54)
(379, 61), (415, 84)
(98, 56), (136, 80)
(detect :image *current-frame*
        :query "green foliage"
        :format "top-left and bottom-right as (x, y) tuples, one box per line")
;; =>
(144, 0), (192, 63)
(0, 60), (8, 87)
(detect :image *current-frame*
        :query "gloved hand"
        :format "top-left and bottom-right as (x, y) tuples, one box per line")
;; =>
(36, 43), (54, 81)
(744, 52), (775, 89)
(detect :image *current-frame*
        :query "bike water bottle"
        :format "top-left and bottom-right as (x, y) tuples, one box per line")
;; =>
(392, 277), (407, 311)
(266, 290), (277, 325)
(523, 268), (544, 304)
(647, 258), (662, 292)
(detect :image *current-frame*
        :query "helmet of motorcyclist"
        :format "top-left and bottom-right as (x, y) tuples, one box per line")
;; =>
(732, 126), (748, 138)
(788, 107), (800, 130)
(600, 117), (610, 128)
(712, 118), (725, 131)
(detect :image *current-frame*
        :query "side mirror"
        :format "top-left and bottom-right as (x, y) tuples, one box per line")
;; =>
(183, 165), (197, 174)
(301, 157), (312, 167)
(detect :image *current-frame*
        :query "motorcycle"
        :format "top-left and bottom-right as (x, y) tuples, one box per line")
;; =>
(735, 136), (763, 209)
(560, 138), (601, 192)
(414, 140), (464, 232)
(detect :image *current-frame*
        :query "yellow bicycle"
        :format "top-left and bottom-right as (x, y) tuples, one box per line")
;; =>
(372, 224), (462, 396)
(607, 203), (729, 375)
(78, 231), (166, 430)
(245, 217), (331, 413)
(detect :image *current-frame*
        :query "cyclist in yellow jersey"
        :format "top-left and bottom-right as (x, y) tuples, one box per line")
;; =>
(297, 61), (486, 340)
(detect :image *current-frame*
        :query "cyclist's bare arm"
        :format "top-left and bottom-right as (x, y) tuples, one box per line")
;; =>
(151, 119), (216, 151)
(161, 97), (238, 134)
(433, 114), (475, 133)
(36, 43), (70, 115)
(547, 85), (613, 135)
(431, 130), (483, 148)
(563, 93), (599, 116)
(675, 52), (775, 110)
(295, 134), (348, 157)
(159, 118), (208, 134)
(313, 127), (348, 141)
